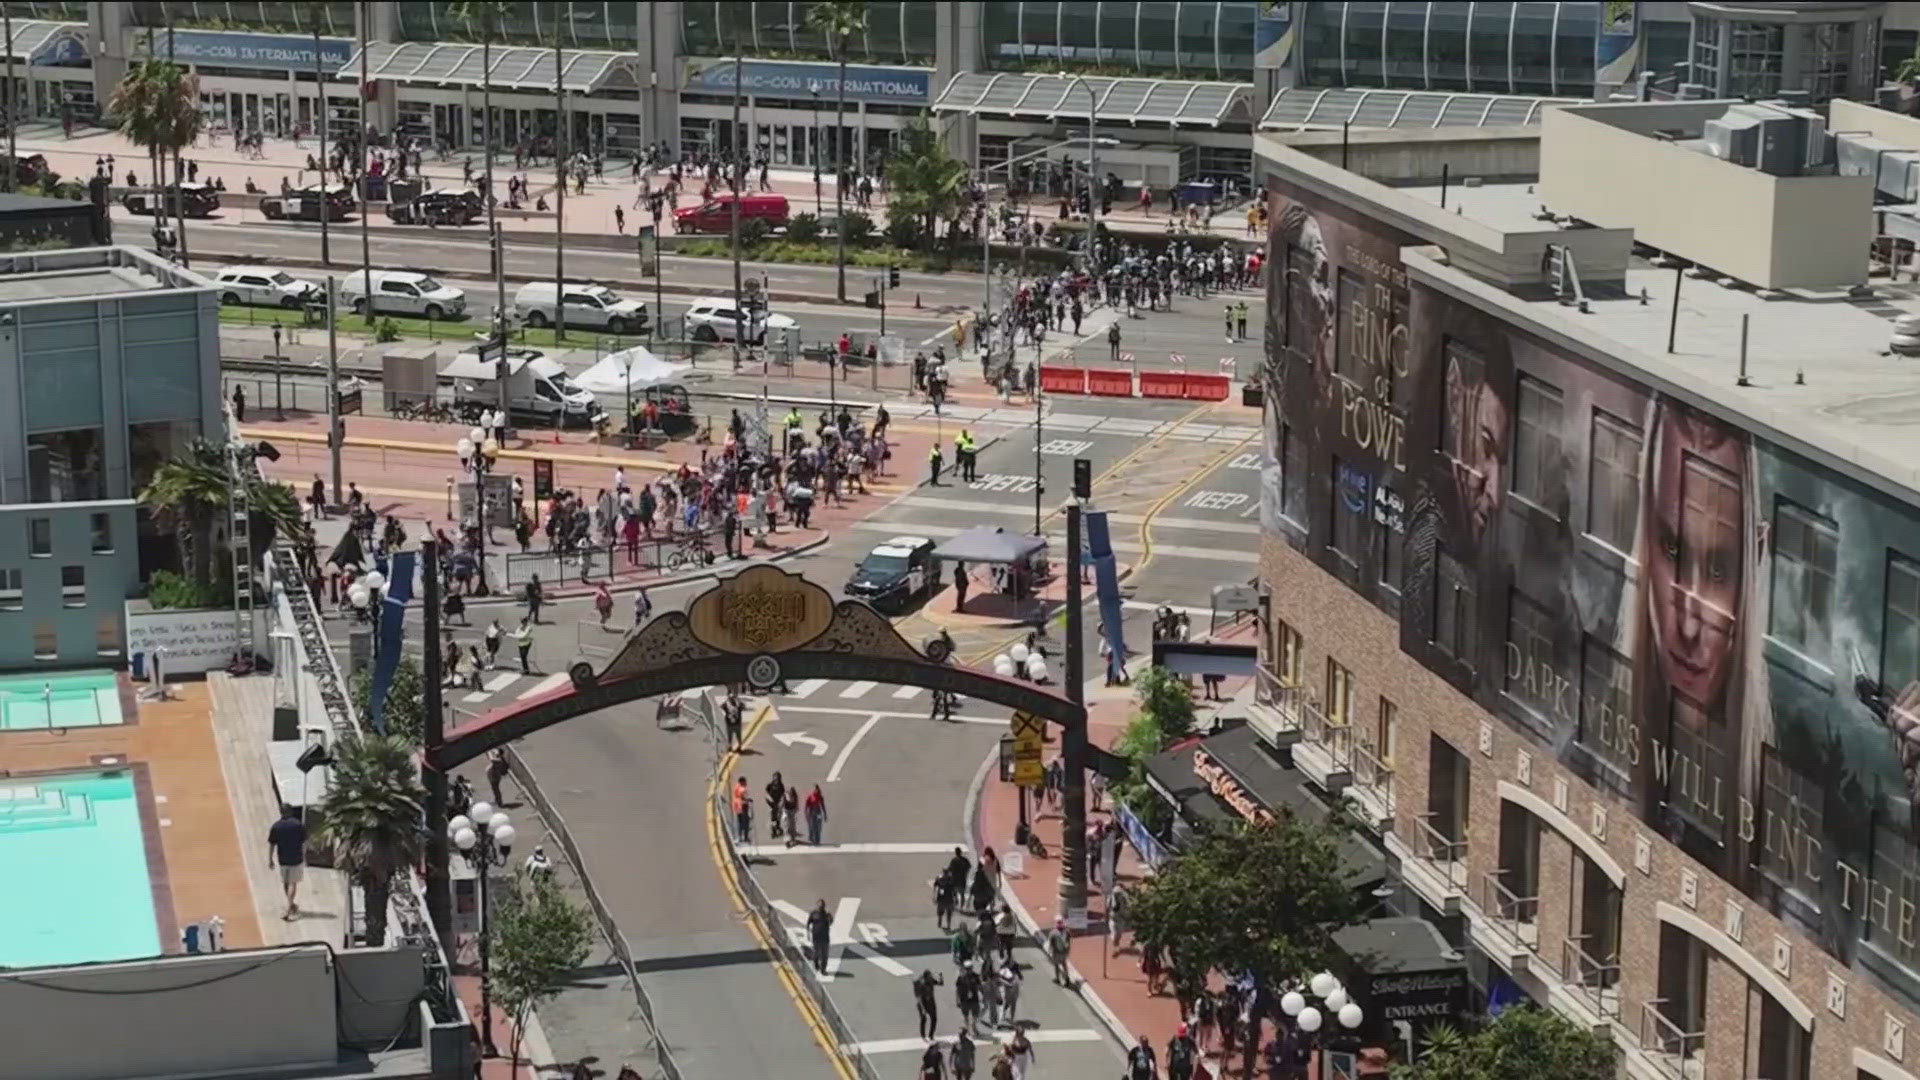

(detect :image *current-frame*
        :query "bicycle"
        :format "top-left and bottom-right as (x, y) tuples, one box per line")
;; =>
(929, 688), (961, 722)
(664, 535), (712, 571)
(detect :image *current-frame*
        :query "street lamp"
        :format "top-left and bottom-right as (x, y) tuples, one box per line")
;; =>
(449, 803), (516, 1058)
(456, 429), (499, 596)
(1280, 972), (1366, 1080)
(1064, 76), (1102, 273)
(808, 83), (823, 215)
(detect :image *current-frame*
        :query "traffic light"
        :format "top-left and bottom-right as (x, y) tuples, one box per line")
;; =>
(1073, 457), (1091, 500)
(888, 266), (901, 289)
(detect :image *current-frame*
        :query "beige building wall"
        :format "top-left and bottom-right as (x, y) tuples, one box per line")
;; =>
(1537, 106), (1873, 290)
(1259, 535), (1919, 1080)
(1828, 98), (1920, 151)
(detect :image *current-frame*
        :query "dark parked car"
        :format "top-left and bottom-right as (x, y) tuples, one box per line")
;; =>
(387, 189), (481, 225)
(844, 535), (937, 611)
(123, 183), (220, 218)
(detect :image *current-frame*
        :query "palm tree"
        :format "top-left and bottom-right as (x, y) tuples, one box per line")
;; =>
(312, 732), (426, 947)
(806, 1), (869, 303)
(138, 439), (309, 591)
(886, 114), (969, 248)
(109, 58), (202, 265)
(451, 1), (513, 337)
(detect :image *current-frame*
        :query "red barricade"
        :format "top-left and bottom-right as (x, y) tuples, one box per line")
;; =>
(1183, 373), (1232, 401)
(1086, 368), (1134, 396)
(1139, 371), (1187, 399)
(1039, 365), (1087, 394)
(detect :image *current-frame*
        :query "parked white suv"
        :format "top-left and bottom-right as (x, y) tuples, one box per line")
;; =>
(512, 281), (649, 334)
(211, 266), (321, 309)
(340, 269), (468, 320)
(682, 295), (797, 344)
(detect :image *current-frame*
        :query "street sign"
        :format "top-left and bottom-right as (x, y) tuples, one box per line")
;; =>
(1010, 711), (1044, 740)
(1011, 710), (1044, 787)
(532, 458), (555, 500)
(1170, 352), (1186, 369)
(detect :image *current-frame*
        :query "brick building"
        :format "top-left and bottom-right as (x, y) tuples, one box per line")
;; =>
(1253, 97), (1920, 1079)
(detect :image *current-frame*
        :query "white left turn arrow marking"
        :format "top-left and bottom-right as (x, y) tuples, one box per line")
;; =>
(773, 731), (829, 756)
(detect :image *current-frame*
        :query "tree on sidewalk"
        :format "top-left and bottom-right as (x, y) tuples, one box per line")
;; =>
(884, 113), (970, 250)
(1126, 806), (1367, 1077)
(492, 874), (595, 1078)
(1392, 1004), (1616, 1080)
(350, 656), (426, 745)
(1108, 666), (1197, 831)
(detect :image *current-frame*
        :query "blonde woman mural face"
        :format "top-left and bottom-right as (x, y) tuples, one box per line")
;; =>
(1296, 214), (1335, 368)
(1442, 353), (1508, 542)
(1647, 405), (1745, 708)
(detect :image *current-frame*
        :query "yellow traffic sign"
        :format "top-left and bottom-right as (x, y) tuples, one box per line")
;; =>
(1010, 711), (1044, 741)
(1014, 758), (1044, 787)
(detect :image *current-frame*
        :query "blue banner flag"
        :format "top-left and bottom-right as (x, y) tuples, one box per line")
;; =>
(1085, 512), (1128, 682)
(367, 551), (415, 733)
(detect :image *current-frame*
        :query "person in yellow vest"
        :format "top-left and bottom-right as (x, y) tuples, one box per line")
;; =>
(929, 443), (945, 487)
(956, 429), (978, 482)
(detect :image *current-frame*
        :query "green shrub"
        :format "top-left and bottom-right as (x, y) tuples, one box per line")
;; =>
(883, 215), (921, 250)
(738, 217), (772, 247)
(375, 317), (401, 343)
(785, 212), (821, 243)
(146, 569), (230, 610)
(840, 211), (874, 246)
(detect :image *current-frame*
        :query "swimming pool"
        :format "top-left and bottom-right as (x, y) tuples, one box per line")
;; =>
(0, 771), (162, 967)
(0, 670), (123, 731)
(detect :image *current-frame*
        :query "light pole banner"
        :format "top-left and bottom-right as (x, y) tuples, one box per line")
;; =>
(368, 550), (416, 733)
(1085, 511), (1128, 679)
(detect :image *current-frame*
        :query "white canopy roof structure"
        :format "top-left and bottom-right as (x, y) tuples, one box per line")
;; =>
(574, 347), (691, 395)
(934, 71), (1255, 128)
(345, 41), (640, 94)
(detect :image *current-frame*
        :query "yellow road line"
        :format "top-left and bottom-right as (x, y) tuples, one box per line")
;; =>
(704, 701), (858, 1080)
(1133, 430), (1257, 580)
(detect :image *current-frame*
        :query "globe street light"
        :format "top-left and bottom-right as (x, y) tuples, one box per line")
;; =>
(455, 432), (500, 596)
(449, 804), (514, 1057)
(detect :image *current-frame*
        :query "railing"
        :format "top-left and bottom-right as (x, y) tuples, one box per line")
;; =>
(500, 529), (724, 588)
(1561, 937), (1622, 1019)
(1413, 812), (1469, 890)
(1477, 869), (1540, 950)
(1350, 739), (1396, 819)
(1252, 667), (1301, 735)
(505, 747), (684, 1080)
(1638, 1000), (1705, 1080)
(712, 787), (881, 1080)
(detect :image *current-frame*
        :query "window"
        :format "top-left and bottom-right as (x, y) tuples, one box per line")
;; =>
(1432, 546), (1477, 667)
(1588, 410), (1643, 554)
(27, 517), (51, 557)
(96, 614), (121, 657)
(0, 569), (20, 611)
(1770, 501), (1838, 660)
(1326, 658), (1354, 729)
(1277, 423), (1307, 527)
(1757, 746), (1824, 900)
(32, 622), (57, 660)
(1728, 20), (1785, 98)
(61, 565), (85, 608)
(1579, 637), (1637, 782)
(1868, 823), (1920, 963)
(1885, 555), (1920, 697)
(1274, 619), (1304, 687)
(1666, 693), (1727, 842)
(89, 513), (113, 555)
(1375, 697), (1398, 766)
(1511, 375), (1564, 511)
(1335, 267), (1365, 380)
(1504, 588), (1561, 724)
(27, 428), (106, 503)
(1330, 456), (1368, 566)
(1376, 515), (1403, 594)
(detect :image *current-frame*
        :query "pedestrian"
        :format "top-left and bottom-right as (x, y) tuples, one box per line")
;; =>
(1006, 1027), (1034, 1080)
(953, 561), (969, 611)
(732, 776), (753, 844)
(1167, 1023), (1198, 1080)
(765, 771), (786, 838)
(952, 1029), (976, 1080)
(614, 204), (626, 234)
(1127, 1035), (1158, 1080)
(807, 898), (832, 973)
(913, 968), (945, 1039)
(1108, 321), (1121, 363)
(1044, 917), (1072, 986)
(782, 784), (799, 847)
(232, 383), (247, 422)
(511, 616), (534, 674)
(935, 866), (958, 930)
(267, 804), (306, 920)
(919, 1041), (947, 1080)
(996, 959), (1022, 1028)
(309, 475), (328, 520)
(928, 443), (944, 486)
(483, 618), (502, 669)
(1235, 299), (1250, 341)
(1223, 301), (1236, 343)
(722, 688), (745, 750)
(633, 586), (652, 627)
(804, 783), (826, 844)
(591, 580), (614, 627)
(486, 747), (511, 805)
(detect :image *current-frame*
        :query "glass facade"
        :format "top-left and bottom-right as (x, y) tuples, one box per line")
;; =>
(399, 2), (642, 49)
(2, 2), (88, 20)
(1300, 1), (1605, 97)
(981, 1), (1258, 81)
(681, 2), (937, 64)
(129, 1), (355, 36)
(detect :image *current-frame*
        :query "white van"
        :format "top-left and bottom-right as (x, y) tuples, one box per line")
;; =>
(339, 269), (468, 320)
(211, 266), (321, 309)
(441, 349), (601, 425)
(512, 281), (649, 335)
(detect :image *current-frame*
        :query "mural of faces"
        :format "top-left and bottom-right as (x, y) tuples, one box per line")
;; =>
(1643, 401), (1747, 711)
(1442, 350), (1509, 543)
(1278, 203), (1336, 372)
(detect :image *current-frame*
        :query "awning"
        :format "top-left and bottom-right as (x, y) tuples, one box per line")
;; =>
(345, 41), (640, 94)
(934, 71), (1255, 128)
(1259, 87), (1573, 132)
(1152, 641), (1256, 678)
(573, 347), (689, 395)
(932, 527), (1047, 566)
(6, 20), (85, 66)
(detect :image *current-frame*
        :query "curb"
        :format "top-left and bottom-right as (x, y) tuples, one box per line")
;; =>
(453, 532), (831, 609)
(961, 743), (1136, 1055)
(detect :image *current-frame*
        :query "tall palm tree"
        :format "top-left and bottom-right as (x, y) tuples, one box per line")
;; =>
(138, 439), (309, 591)
(110, 58), (201, 265)
(551, 28), (567, 343)
(451, 2), (513, 334)
(161, 19), (201, 267)
(806, 1), (869, 303)
(312, 732), (425, 947)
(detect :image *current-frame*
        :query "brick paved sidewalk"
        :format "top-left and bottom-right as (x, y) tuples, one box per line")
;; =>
(973, 623), (1263, 1079)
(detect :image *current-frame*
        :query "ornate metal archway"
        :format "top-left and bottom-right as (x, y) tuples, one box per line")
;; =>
(427, 565), (1088, 774)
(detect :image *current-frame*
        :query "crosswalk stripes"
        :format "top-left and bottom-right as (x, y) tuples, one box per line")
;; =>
(516, 672), (570, 700)
(461, 672), (518, 703)
(890, 685), (922, 700)
(839, 680), (877, 698)
(789, 678), (827, 699)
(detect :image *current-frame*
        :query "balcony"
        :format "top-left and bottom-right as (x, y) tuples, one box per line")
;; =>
(1348, 740), (1395, 831)
(1637, 1001), (1705, 1080)
(1293, 696), (1353, 793)
(1247, 666), (1302, 748)
(1470, 870), (1539, 971)
(1388, 812), (1468, 916)
(1551, 937), (1622, 1034)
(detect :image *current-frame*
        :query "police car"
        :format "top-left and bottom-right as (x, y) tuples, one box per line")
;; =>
(844, 536), (937, 611)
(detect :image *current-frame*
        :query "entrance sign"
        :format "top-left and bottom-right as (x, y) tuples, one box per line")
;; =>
(688, 564), (836, 654)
